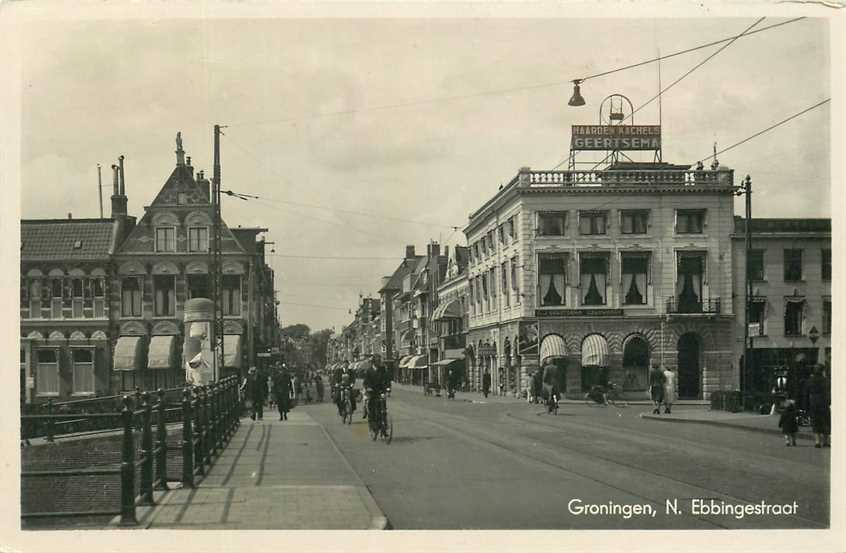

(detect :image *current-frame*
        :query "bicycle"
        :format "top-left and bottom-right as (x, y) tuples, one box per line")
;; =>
(546, 393), (559, 416)
(584, 384), (629, 407)
(368, 389), (393, 444)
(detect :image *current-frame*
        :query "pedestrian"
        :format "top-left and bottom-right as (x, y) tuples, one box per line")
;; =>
(275, 366), (293, 420)
(778, 399), (799, 446)
(662, 366), (677, 414)
(804, 365), (831, 448)
(242, 366), (268, 421)
(649, 363), (665, 415)
(532, 370), (543, 404)
(482, 369), (491, 398)
(316, 373), (324, 402)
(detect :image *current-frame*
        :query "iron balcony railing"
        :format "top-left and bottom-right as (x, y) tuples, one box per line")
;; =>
(520, 168), (733, 188)
(665, 296), (722, 315)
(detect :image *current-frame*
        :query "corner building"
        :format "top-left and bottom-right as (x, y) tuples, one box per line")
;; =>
(465, 163), (737, 400)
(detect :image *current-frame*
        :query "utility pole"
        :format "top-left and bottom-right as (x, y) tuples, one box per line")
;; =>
(738, 175), (753, 407)
(97, 164), (104, 218)
(210, 124), (225, 382)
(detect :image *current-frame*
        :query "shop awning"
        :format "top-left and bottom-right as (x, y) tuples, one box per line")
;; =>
(539, 335), (567, 365)
(431, 358), (462, 367)
(224, 335), (242, 368)
(432, 299), (462, 320)
(581, 334), (609, 367)
(398, 355), (413, 368)
(147, 335), (177, 370)
(409, 355), (428, 369)
(113, 336), (144, 371)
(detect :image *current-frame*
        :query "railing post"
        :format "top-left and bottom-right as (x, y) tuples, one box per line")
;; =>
(203, 386), (213, 466)
(181, 388), (195, 488)
(140, 392), (155, 505)
(193, 386), (205, 476)
(155, 388), (169, 491)
(46, 399), (55, 443)
(119, 396), (137, 526)
(210, 383), (219, 456)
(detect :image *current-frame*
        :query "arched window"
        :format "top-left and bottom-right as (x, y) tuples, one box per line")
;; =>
(622, 335), (650, 391)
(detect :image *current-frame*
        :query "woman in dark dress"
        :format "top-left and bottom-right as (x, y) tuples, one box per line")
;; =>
(273, 368), (292, 421)
(804, 365), (831, 448)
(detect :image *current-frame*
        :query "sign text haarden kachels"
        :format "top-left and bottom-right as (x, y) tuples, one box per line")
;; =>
(571, 125), (661, 151)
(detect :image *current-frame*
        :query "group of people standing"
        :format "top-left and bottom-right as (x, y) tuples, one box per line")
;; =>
(779, 364), (831, 448)
(649, 363), (677, 415)
(239, 365), (326, 422)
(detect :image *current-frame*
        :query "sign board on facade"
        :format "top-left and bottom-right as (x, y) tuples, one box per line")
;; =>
(518, 321), (539, 354)
(257, 352), (272, 358)
(571, 125), (661, 151)
(536, 309), (624, 317)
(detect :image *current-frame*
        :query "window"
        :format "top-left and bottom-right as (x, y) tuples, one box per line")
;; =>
(188, 227), (208, 252)
(823, 300), (831, 334)
(497, 225), (504, 244)
(481, 273), (489, 311)
(784, 299), (805, 336)
(621, 210), (649, 235)
(822, 249), (831, 281)
(51, 279), (63, 298)
(177, 192), (188, 205)
(579, 211), (607, 235)
(748, 250), (765, 281)
(501, 262), (509, 307)
(488, 232), (495, 253)
(222, 275), (241, 316)
(36, 349), (59, 396)
(93, 278), (104, 297)
(20, 277), (28, 305)
(580, 254), (609, 306)
(512, 257), (520, 303)
(538, 254), (567, 307)
(676, 210), (705, 234)
(508, 216), (515, 239)
(72, 279), (83, 298)
(750, 299), (766, 336)
(72, 349), (95, 395)
(784, 249), (803, 281)
(121, 277), (143, 317)
(154, 275), (176, 316)
(676, 254), (705, 313)
(187, 274), (210, 299)
(622, 254), (650, 305)
(538, 211), (566, 236)
(489, 268), (497, 309)
(155, 227), (176, 252)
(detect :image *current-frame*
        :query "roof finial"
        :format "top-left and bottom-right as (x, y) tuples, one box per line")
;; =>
(710, 141), (720, 170)
(176, 131), (185, 167)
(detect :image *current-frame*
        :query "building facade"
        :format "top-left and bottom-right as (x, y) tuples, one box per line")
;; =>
(732, 217), (831, 404)
(433, 246), (470, 389)
(465, 163), (737, 400)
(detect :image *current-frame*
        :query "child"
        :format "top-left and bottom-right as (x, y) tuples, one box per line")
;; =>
(779, 399), (799, 447)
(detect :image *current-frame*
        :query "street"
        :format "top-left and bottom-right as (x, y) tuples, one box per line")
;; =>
(310, 388), (829, 530)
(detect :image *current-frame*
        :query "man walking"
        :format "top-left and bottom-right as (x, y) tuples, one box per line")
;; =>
(273, 365), (292, 421)
(482, 369), (492, 398)
(241, 366), (268, 421)
(649, 362), (666, 415)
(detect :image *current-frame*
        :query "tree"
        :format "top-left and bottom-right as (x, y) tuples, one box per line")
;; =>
(281, 323), (311, 340)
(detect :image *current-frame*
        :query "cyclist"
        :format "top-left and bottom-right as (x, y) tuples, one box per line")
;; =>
(585, 383), (607, 405)
(363, 355), (389, 425)
(337, 366), (356, 417)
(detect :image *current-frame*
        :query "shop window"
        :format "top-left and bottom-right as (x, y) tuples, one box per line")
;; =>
(538, 211), (566, 236)
(621, 210), (649, 235)
(222, 275), (241, 316)
(580, 254), (609, 306)
(822, 249), (831, 281)
(121, 276), (143, 317)
(72, 349), (95, 395)
(784, 249), (803, 282)
(622, 254), (649, 305)
(748, 250), (765, 281)
(578, 211), (607, 235)
(675, 210), (705, 234)
(538, 253), (567, 307)
(154, 275), (176, 316)
(36, 349), (59, 396)
(784, 299), (805, 336)
(155, 227), (176, 252)
(188, 227), (209, 252)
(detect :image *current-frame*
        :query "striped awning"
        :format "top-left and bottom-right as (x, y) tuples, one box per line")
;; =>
(432, 299), (462, 320)
(581, 334), (609, 367)
(147, 335), (177, 370)
(398, 355), (413, 368)
(224, 335), (242, 368)
(409, 354), (428, 369)
(113, 336), (144, 371)
(539, 334), (567, 365)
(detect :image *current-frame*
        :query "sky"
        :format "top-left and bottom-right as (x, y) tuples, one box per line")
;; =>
(17, 16), (831, 332)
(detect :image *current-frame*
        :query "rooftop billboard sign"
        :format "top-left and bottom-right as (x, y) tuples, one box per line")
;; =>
(571, 125), (661, 151)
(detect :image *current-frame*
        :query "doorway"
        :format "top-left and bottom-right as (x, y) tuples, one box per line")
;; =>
(677, 333), (701, 399)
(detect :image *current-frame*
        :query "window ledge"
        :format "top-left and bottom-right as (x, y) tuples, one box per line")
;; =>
(784, 280), (806, 284)
(36, 393), (59, 397)
(71, 392), (95, 397)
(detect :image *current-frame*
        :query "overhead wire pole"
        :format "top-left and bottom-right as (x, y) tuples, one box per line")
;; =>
(211, 124), (226, 382)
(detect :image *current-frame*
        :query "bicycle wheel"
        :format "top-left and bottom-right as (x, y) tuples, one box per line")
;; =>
(344, 400), (352, 424)
(369, 416), (379, 441)
(384, 414), (393, 444)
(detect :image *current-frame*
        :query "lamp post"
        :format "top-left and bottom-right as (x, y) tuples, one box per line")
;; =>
(736, 175), (753, 407)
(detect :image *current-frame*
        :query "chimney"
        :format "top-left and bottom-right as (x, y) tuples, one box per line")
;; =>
(427, 242), (440, 259)
(444, 245), (449, 259)
(405, 245), (415, 259)
(67, 212), (72, 220)
(111, 161), (128, 218)
(118, 155), (126, 195)
(186, 156), (194, 178)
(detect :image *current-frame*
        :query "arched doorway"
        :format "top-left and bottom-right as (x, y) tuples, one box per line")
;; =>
(622, 335), (650, 391)
(540, 334), (568, 396)
(677, 333), (701, 399)
(581, 334), (609, 391)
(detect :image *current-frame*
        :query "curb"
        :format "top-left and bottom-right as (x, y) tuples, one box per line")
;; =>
(318, 417), (391, 530)
(640, 413), (816, 440)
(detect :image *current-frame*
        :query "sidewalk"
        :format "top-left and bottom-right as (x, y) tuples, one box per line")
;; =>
(123, 410), (388, 529)
(640, 408), (816, 440)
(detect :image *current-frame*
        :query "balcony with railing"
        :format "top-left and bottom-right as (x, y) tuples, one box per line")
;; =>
(517, 167), (733, 189)
(665, 296), (722, 315)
